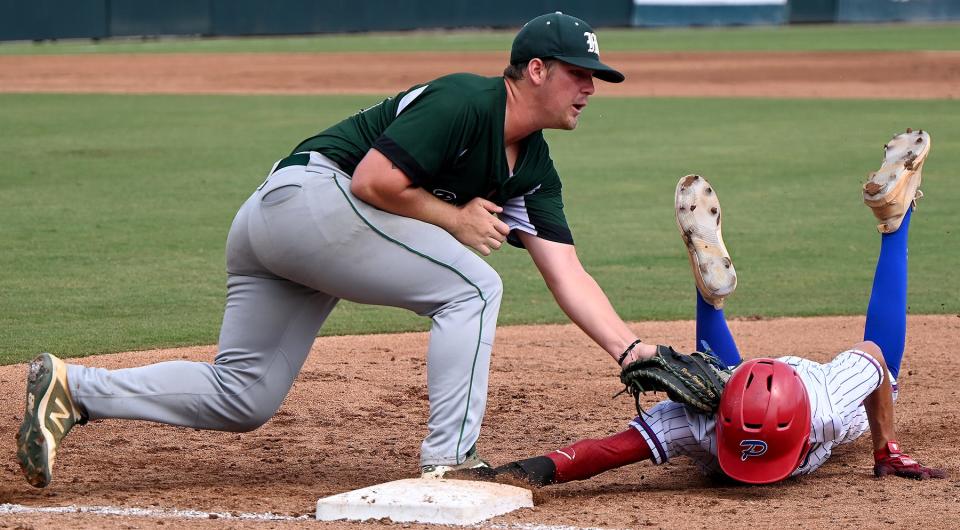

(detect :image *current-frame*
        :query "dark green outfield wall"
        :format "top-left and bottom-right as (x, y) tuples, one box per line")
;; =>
(211, 0), (632, 35)
(837, 0), (960, 22)
(1, 0), (958, 42)
(789, 0), (960, 23)
(632, 4), (787, 27)
(0, 0), (632, 41)
(0, 0), (108, 40)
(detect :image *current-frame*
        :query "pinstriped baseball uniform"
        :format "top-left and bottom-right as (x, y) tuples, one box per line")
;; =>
(66, 73), (575, 468)
(630, 349), (887, 477)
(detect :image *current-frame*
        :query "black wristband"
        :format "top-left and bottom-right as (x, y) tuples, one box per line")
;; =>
(618, 339), (644, 365)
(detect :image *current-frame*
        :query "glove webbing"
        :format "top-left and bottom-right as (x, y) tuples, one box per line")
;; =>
(626, 369), (715, 416)
(620, 349), (728, 416)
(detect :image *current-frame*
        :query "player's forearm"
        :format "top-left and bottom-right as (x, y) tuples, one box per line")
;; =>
(546, 267), (654, 361)
(351, 147), (461, 233)
(863, 371), (897, 451)
(859, 342), (897, 451)
(354, 181), (460, 231)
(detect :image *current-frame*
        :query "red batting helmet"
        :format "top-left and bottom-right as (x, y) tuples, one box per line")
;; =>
(716, 358), (811, 484)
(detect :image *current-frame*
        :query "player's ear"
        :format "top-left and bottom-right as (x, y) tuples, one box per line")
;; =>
(527, 58), (548, 86)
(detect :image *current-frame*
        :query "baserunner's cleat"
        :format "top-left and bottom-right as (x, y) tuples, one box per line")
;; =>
(16, 353), (82, 488)
(863, 128), (931, 233)
(420, 444), (491, 479)
(675, 174), (736, 309)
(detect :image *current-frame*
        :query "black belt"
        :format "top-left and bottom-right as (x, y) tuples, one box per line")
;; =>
(271, 152), (310, 174)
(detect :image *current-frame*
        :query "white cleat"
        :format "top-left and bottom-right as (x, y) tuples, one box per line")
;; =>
(863, 128), (931, 233)
(675, 174), (736, 309)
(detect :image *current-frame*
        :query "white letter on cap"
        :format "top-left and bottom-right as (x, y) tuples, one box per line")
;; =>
(584, 32), (599, 54)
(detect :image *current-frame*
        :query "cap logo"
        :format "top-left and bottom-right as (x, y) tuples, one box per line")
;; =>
(739, 440), (768, 461)
(584, 32), (599, 54)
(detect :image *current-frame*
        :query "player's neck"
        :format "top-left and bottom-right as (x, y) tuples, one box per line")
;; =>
(503, 78), (541, 146)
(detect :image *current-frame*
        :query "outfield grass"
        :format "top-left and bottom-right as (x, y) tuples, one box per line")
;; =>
(1, 94), (958, 363)
(1, 23), (958, 55)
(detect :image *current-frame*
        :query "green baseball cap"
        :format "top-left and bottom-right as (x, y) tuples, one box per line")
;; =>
(510, 12), (624, 83)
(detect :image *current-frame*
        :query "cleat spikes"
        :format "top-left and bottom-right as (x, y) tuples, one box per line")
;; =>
(675, 175), (736, 309)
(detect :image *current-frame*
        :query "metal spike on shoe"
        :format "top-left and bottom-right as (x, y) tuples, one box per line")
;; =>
(863, 129), (931, 233)
(675, 175), (736, 309)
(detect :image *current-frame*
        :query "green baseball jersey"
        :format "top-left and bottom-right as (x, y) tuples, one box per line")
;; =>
(292, 73), (572, 247)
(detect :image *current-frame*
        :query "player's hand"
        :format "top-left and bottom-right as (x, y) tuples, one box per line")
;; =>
(451, 198), (510, 256)
(874, 441), (946, 480)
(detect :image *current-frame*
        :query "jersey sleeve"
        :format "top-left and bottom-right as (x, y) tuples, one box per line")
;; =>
(628, 400), (723, 476)
(824, 349), (885, 408)
(781, 350), (885, 477)
(788, 349), (884, 446)
(371, 84), (477, 187)
(823, 349), (884, 443)
(499, 141), (573, 248)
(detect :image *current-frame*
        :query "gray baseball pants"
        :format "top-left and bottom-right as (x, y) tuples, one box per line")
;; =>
(66, 152), (503, 466)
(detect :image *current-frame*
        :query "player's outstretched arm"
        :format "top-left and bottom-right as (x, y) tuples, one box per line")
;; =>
(858, 341), (946, 480)
(518, 232), (657, 365)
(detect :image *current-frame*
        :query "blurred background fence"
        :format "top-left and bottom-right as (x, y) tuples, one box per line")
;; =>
(1, 0), (958, 42)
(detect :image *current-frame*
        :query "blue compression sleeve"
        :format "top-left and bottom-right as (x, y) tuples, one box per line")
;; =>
(863, 208), (912, 379)
(695, 290), (742, 368)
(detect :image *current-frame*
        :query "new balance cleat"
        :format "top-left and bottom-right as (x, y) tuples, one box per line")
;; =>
(676, 174), (737, 309)
(16, 353), (82, 488)
(420, 444), (490, 479)
(863, 128), (931, 233)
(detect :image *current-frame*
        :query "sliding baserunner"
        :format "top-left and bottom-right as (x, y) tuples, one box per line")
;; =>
(453, 129), (945, 486)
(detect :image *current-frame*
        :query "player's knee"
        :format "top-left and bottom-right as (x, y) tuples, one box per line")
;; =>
(431, 266), (502, 318)
(231, 418), (270, 433)
(477, 271), (503, 303)
(223, 408), (276, 432)
(213, 392), (283, 432)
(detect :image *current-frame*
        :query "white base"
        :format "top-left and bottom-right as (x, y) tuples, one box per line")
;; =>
(315, 478), (534, 525)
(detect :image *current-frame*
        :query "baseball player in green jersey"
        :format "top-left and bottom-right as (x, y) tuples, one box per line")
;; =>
(17, 12), (668, 488)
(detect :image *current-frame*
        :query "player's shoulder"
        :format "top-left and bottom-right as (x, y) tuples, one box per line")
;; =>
(426, 73), (503, 99)
(396, 74), (501, 119)
(431, 72), (500, 87)
(775, 356), (825, 387)
(775, 355), (817, 369)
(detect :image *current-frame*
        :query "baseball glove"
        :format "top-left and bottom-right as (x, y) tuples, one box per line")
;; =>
(619, 345), (731, 415)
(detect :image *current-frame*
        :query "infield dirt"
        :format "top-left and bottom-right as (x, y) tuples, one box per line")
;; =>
(1, 50), (959, 98)
(1, 50), (958, 528)
(1, 317), (959, 528)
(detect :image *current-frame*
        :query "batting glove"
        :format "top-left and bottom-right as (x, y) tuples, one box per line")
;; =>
(873, 441), (946, 480)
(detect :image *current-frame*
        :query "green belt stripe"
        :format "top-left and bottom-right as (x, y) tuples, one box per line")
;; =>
(273, 153), (311, 174)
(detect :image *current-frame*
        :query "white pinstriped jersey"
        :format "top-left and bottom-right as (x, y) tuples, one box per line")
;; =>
(630, 349), (887, 478)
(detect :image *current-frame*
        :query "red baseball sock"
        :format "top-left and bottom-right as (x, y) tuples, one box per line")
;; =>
(546, 428), (652, 483)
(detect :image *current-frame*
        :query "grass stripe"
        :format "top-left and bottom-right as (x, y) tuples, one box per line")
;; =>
(1, 93), (957, 363)
(1, 23), (958, 55)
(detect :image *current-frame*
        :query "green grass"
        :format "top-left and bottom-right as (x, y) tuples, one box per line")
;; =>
(1, 22), (959, 55)
(1, 93), (958, 363)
